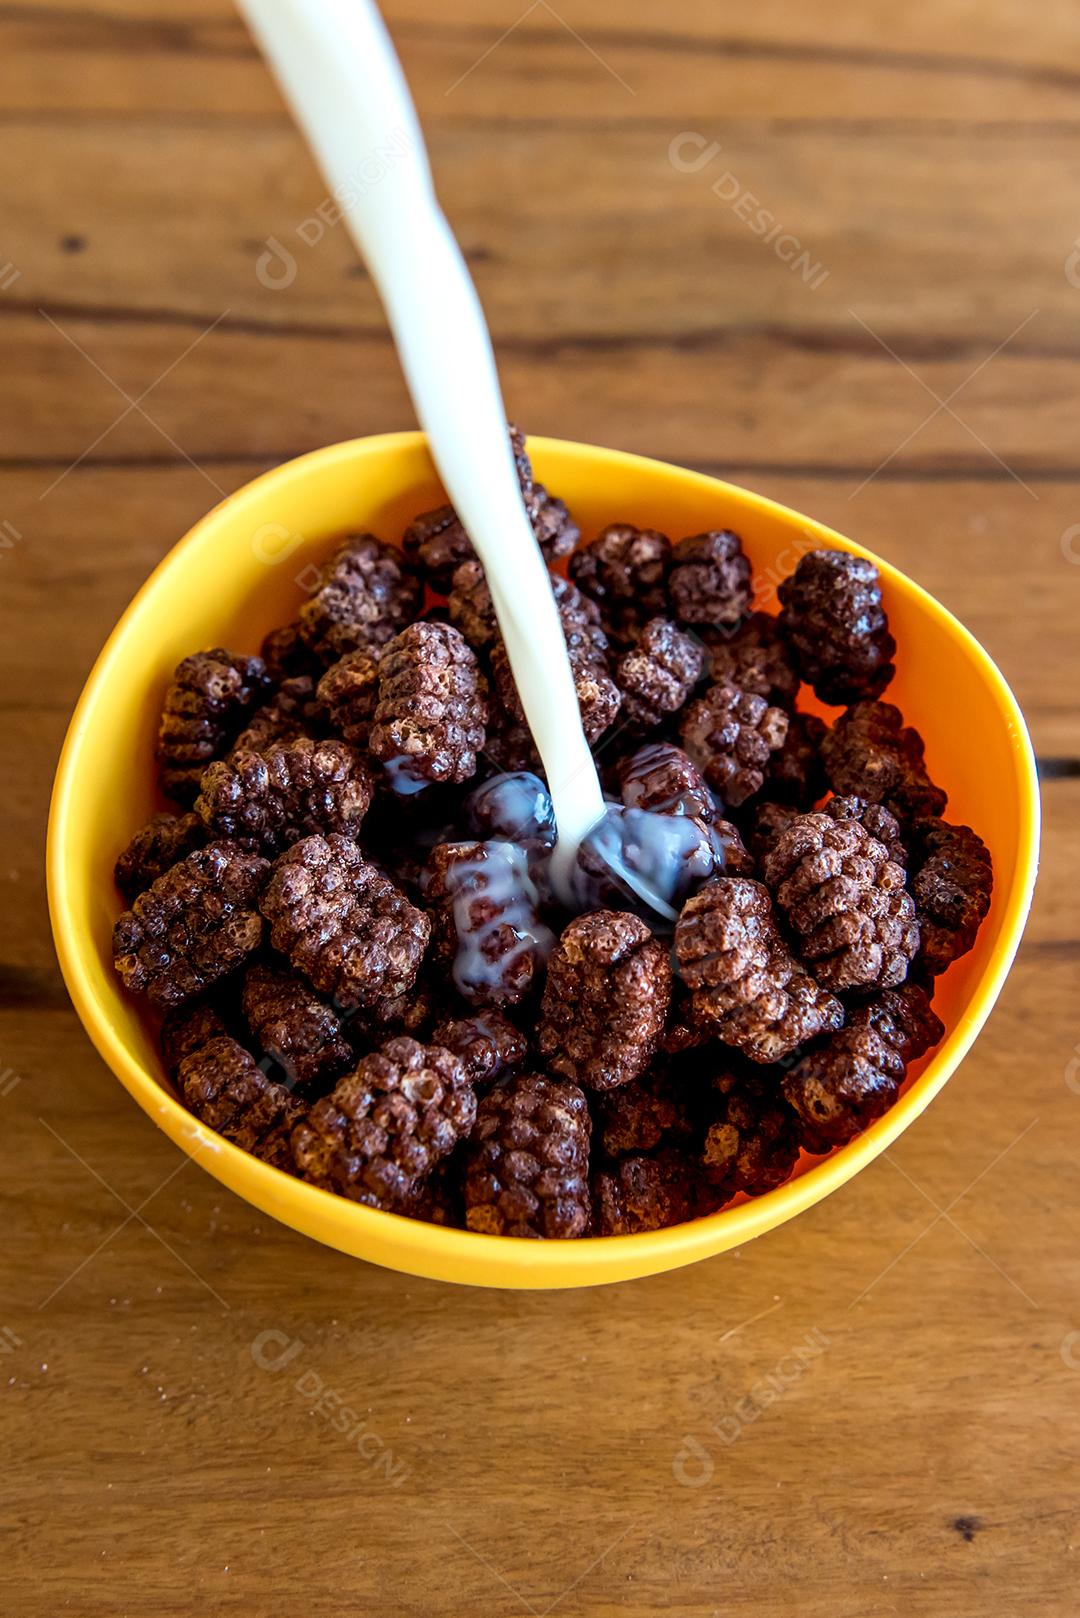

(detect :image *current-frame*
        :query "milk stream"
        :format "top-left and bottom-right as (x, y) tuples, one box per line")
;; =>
(238, 0), (698, 917)
(236, 0), (607, 870)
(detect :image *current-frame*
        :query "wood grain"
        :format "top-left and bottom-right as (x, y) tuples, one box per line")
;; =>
(1, 3), (1078, 1615)
(3, 123), (1078, 343)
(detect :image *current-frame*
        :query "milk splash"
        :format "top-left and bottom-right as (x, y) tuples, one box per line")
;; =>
(460, 772), (726, 932)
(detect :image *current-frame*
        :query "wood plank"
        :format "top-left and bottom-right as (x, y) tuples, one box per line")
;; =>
(1, 123), (1078, 343)
(5, 0), (1080, 122)
(2, 311), (1079, 501)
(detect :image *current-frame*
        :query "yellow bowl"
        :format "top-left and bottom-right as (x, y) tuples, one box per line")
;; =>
(47, 434), (1040, 1289)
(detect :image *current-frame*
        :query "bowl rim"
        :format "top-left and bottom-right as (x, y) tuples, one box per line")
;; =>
(47, 432), (1041, 1288)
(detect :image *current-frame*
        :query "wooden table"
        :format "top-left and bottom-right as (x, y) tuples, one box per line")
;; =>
(3, 3), (1077, 1613)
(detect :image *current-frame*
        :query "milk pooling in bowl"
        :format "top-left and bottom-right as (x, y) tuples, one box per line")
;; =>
(462, 766), (730, 931)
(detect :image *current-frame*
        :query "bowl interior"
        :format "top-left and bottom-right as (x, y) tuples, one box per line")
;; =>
(48, 433), (1039, 1288)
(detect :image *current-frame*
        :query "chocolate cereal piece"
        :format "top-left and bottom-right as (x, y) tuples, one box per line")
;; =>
(196, 737), (373, 855)
(298, 534), (421, 664)
(711, 818), (756, 877)
(464, 771), (556, 851)
(824, 795), (907, 866)
(491, 638), (621, 746)
(615, 741), (756, 882)
(241, 961), (354, 1090)
(401, 1152), (466, 1228)
(569, 523), (672, 645)
(592, 1150), (693, 1235)
(706, 611), (800, 710)
(491, 579), (622, 745)
(821, 701), (947, 823)
(431, 1010), (528, 1087)
(778, 549), (896, 706)
(112, 841), (268, 1009)
(230, 693), (307, 760)
(358, 967), (441, 1040)
(570, 801), (724, 919)
(761, 808), (919, 990)
(749, 800), (802, 864)
(680, 681), (790, 809)
(178, 1035), (306, 1165)
(537, 911), (672, 1091)
(402, 425), (574, 589)
(292, 1036), (476, 1210)
(114, 811), (207, 903)
(617, 741), (715, 823)
(868, 981), (945, 1062)
(402, 504), (475, 595)
(766, 711), (828, 808)
(231, 675), (323, 757)
(674, 876), (843, 1063)
(508, 421), (537, 496)
(260, 623), (323, 683)
(160, 998), (230, 1078)
(908, 818), (993, 977)
(157, 648), (272, 804)
(482, 710), (540, 774)
(403, 488), (577, 595)
(424, 840), (554, 1008)
(370, 621), (489, 789)
(260, 834), (430, 1013)
(528, 484), (580, 564)
(316, 649), (382, 748)
(549, 573), (603, 628)
(562, 652), (623, 744)
(660, 980), (712, 1056)
(464, 1072), (592, 1238)
(447, 558), (499, 651)
(614, 745), (753, 876)
(616, 617), (707, 730)
(668, 530), (752, 630)
(595, 1066), (696, 1158)
(701, 1067), (801, 1198)
(783, 984), (943, 1150)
